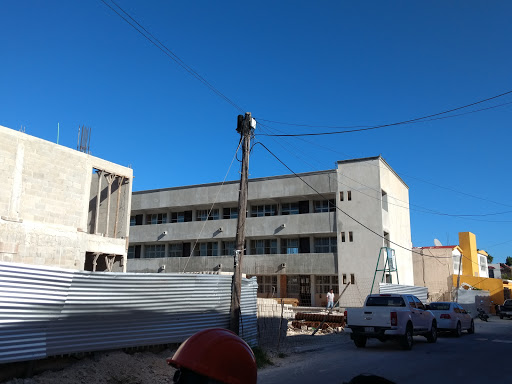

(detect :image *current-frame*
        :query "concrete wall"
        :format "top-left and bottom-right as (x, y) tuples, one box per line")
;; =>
(0, 125), (133, 270)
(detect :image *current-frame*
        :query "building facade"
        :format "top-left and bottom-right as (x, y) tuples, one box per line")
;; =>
(128, 156), (414, 307)
(0, 125), (133, 271)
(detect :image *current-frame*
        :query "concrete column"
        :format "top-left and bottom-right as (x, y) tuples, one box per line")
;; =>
(94, 170), (103, 234)
(105, 173), (116, 237)
(310, 274), (317, 306)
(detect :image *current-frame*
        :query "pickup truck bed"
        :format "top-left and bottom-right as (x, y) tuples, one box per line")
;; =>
(345, 294), (437, 350)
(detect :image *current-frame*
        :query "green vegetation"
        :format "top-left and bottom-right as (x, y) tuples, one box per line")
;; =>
(251, 347), (274, 369)
(506, 256), (512, 266)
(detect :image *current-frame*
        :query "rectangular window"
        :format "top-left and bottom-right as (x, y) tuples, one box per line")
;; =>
(130, 214), (143, 226)
(453, 254), (461, 274)
(349, 231), (354, 242)
(130, 216), (136, 227)
(251, 239), (278, 255)
(257, 275), (278, 294)
(342, 274), (347, 284)
(196, 209), (219, 221)
(313, 199), (335, 213)
(341, 232), (346, 242)
(169, 243), (183, 257)
(281, 202), (299, 215)
(281, 238), (299, 254)
(250, 204), (278, 217)
(223, 207), (238, 219)
(313, 237), (337, 253)
(350, 273), (355, 284)
(145, 244), (166, 258)
(340, 191), (344, 201)
(127, 245), (135, 259)
(315, 275), (339, 294)
(222, 241), (236, 256)
(171, 211), (192, 223)
(146, 213), (167, 225)
(347, 191), (352, 201)
(382, 190), (388, 211)
(194, 242), (218, 256)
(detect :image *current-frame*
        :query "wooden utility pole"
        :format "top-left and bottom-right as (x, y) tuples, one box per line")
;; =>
(229, 112), (254, 335)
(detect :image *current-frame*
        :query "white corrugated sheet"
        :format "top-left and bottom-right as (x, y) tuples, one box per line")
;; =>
(379, 283), (429, 303)
(0, 262), (257, 364)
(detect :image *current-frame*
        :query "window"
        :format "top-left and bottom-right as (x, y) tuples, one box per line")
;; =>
(145, 244), (165, 258)
(315, 275), (339, 294)
(349, 231), (354, 242)
(223, 207), (238, 219)
(350, 273), (355, 284)
(342, 274), (347, 284)
(281, 202), (299, 215)
(281, 238), (299, 254)
(130, 214), (143, 226)
(366, 296), (406, 307)
(127, 245), (141, 259)
(257, 275), (277, 294)
(146, 213), (167, 225)
(171, 211), (192, 223)
(251, 239), (277, 255)
(340, 191), (344, 201)
(341, 232), (346, 242)
(313, 237), (337, 253)
(250, 204), (278, 217)
(194, 242), (218, 256)
(169, 243), (184, 257)
(453, 253), (461, 274)
(313, 199), (335, 213)
(222, 241), (236, 256)
(347, 191), (352, 201)
(381, 190), (388, 211)
(196, 209), (219, 221)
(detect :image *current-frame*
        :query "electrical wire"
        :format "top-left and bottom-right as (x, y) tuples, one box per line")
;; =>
(101, 0), (245, 113)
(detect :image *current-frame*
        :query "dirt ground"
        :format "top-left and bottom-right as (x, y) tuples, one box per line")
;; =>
(2, 329), (347, 384)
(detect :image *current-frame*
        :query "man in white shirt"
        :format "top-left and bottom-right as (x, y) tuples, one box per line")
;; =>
(326, 288), (334, 310)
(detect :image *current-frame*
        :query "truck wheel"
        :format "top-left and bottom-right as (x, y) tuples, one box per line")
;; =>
(453, 322), (462, 338)
(353, 335), (367, 348)
(426, 321), (437, 343)
(467, 320), (474, 334)
(400, 324), (413, 350)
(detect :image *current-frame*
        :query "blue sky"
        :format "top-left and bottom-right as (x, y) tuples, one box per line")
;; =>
(1, 1), (511, 262)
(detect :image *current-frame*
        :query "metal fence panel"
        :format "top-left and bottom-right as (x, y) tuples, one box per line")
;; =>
(0, 262), (257, 364)
(379, 283), (429, 303)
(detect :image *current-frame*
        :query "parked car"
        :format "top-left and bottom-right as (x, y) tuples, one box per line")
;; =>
(498, 299), (512, 319)
(345, 294), (437, 350)
(427, 302), (474, 336)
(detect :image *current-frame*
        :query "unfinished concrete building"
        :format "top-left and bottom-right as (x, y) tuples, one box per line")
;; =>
(128, 156), (414, 307)
(0, 125), (133, 271)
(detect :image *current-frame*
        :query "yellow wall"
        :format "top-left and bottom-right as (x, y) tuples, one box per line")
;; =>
(459, 232), (479, 277)
(452, 275), (505, 310)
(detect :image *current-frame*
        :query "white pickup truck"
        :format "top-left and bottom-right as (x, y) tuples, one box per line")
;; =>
(344, 293), (437, 350)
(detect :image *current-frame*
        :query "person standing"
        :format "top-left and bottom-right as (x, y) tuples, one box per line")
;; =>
(326, 288), (334, 310)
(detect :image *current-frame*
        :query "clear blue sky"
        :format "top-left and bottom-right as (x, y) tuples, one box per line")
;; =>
(1, 1), (511, 262)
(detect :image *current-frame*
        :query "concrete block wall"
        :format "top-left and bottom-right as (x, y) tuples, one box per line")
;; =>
(257, 298), (295, 319)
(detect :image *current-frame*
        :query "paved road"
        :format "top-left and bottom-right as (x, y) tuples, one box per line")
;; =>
(258, 316), (512, 383)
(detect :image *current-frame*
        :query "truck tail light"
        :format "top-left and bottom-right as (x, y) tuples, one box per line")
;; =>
(440, 314), (451, 319)
(390, 311), (397, 326)
(344, 310), (348, 323)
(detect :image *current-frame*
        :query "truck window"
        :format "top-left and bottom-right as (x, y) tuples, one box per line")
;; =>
(366, 296), (406, 307)
(413, 296), (425, 310)
(406, 296), (416, 308)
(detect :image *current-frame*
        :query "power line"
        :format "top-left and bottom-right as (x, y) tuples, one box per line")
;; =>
(256, 90), (512, 136)
(101, 0), (245, 113)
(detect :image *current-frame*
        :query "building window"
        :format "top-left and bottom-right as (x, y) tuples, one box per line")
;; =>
(250, 204), (278, 217)
(281, 238), (299, 254)
(169, 243), (184, 257)
(315, 276), (339, 294)
(223, 207), (238, 219)
(340, 191), (344, 201)
(171, 211), (192, 223)
(194, 242), (218, 256)
(281, 202), (299, 215)
(250, 239), (277, 255)
(349, 231), (354, 242)
(146, 213), (167, 225)
(257, 276), (277, 294)
(341, 232), (346, 242)
(130, 216), (136, 226)
(130, 214), (143, 226)
(347, 191), (352, 201)
(222, 241), (236, 256)
(350, 274), (355, 284)
(196, 209), (219, 221)
(342, 274), (347, 284)
(145, 244), (165, 258)
(314, 199), (335, 213)
(128, 245), (141, 259)
(382, 190), (388, 211)
(313, 237), (337, 253)
(453, 254), (461, 274)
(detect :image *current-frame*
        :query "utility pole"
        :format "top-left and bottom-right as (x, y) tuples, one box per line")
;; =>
(229, 112), (255, 335)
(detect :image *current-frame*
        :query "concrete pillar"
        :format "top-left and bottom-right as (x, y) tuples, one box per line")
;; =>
(94, 170), (103, 234)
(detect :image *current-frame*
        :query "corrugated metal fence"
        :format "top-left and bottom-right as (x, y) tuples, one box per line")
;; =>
(0, 262), (257, 364)
(379, 283), (429, 303)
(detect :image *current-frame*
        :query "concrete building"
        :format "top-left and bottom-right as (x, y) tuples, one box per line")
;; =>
(0, 125), (133, 271)
(128, 156), (413, 307)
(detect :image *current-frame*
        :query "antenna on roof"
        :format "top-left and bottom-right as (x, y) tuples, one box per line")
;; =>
(434, 238), (443, 247)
